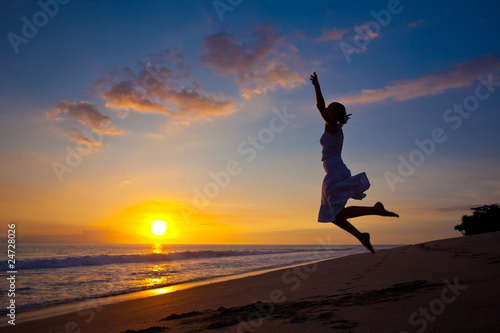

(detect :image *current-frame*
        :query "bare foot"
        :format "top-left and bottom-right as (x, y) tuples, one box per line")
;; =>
(374, 202), (399, 217)
(359, 233), (375, 254)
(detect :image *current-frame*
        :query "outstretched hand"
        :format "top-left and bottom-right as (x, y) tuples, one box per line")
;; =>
(310, 72), (319, 87)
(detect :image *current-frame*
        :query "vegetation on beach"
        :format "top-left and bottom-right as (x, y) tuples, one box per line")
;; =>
(455, 204), (500, 236)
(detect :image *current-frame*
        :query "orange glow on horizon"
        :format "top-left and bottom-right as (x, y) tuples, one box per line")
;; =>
(90, 200), (243, 244)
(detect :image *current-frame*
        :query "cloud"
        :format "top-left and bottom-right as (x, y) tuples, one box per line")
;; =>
(200, 24), (305, 98)
(62, 130), (103, 150)
(316, 25), (379, 43)
(408, 19), (425, 28)
(96, 49), (236, 119)
(355, 24), (380, 40)
(47, 100), (123, 147)
(47, 100), (122, 134)
(100, 80), (171, 115)
(339, 53), (500, 105)
(316, 27), (348, 41)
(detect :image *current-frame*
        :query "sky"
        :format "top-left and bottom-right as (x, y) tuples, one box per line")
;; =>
(0, 0), (499, 245)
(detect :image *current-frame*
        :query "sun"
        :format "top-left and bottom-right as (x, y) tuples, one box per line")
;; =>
(151, 220), (167, 236)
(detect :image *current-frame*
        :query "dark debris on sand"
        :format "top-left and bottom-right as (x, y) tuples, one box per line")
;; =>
(161, 311), (202, 321)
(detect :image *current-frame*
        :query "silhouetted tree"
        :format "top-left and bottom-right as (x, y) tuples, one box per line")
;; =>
(455, 204), (500, 236)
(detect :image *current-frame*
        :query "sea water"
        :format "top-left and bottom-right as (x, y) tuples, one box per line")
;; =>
(0, 243), (398, 313)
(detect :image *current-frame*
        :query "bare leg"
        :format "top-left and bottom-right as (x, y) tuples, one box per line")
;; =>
(336, 202), (399, 220)
(332, 202), (398, 253)
(332, 219), (374, 254)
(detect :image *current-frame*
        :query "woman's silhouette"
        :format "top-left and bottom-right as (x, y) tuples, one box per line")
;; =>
(311, 72), (398, 253)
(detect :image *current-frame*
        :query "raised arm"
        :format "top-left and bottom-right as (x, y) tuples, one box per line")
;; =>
(310, 72), (335, 126)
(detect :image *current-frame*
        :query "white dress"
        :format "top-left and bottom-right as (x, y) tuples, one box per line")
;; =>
(318, 124), (370, 222)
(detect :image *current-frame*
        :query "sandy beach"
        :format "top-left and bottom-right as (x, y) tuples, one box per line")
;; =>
(9, 232), (500, 333)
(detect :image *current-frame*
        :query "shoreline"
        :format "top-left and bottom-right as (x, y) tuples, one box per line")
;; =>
(8, 233), (500, 332)
(7, 244), (400, 325)
(7, 255), (347, 326)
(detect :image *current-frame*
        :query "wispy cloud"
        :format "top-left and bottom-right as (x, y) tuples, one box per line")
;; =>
(316, 24), (381, 43)
(355, 24), (380, 40)
(316, 27), (348, 41)
(95, 49), (236, 120)
(47, 100), (123, 147)
(200, 24), (305, 98)
(315, 25), (380, 58)
(62, 130), (103, 149)
(47, 100), (122, 135)
(339, 53), (500, 105)
(408, 19), (425, 28)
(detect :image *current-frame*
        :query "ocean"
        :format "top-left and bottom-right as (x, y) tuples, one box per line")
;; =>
(1, 243), (399, 314)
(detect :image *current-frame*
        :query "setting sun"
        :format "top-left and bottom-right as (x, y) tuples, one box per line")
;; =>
(151, 220), (167, 236)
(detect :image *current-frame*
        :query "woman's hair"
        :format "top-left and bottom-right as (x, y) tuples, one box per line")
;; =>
(327, 102), (347, 124)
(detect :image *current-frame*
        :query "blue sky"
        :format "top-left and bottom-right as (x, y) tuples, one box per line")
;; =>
(0, 0), (499, 244)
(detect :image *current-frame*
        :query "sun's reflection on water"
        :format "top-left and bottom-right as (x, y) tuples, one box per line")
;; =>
(153, 286), (174, 294)
(152, 243), (162, 254)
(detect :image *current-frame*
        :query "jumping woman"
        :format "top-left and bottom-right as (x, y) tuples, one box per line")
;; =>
(311, 72), (399, 253)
